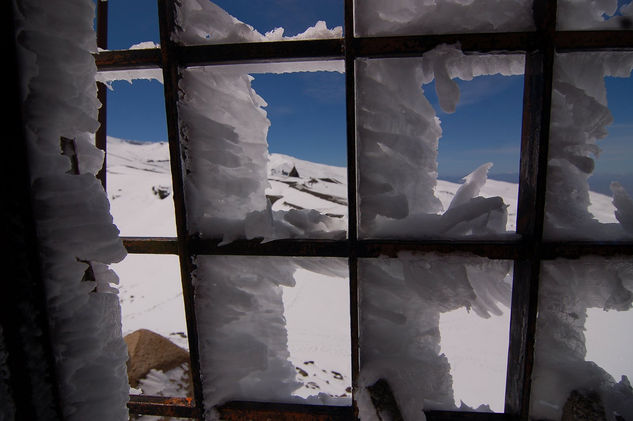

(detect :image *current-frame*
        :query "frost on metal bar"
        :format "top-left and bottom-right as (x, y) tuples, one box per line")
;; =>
(174, 0), (341, 45)
(530, 257), (633, 420)
(557, 0), (633, 30)
(354, 0), (534, 37)
(358, 254), (513, 421)
(357, 45), (524, 239)
(14, 0), (130, 419)
(544, 52), (633, 240)
(194, 256), (350, 417)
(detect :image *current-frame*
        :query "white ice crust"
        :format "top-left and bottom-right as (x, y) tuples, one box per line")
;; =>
(358, 254), (512, 420)
(355, 0), (534, 37)
(557, 0), (633, 30)
(357, 46), (524, 239)
(530, 258), (633, 420)
(195, 256), (349, 418)
(174, 0), (341, 45)
(545, 52), (633, 240)
(14, 0), (129, 419)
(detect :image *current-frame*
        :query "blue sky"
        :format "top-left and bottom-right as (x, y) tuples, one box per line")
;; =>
(102, 0), (631, 189)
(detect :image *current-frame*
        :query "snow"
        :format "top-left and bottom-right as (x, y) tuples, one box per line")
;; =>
(15, 0), (130, 419)
(357, 47), (524, 239)
(530, 258), (633, 421)
(545, 52), (633, 240)
(358, 255), (513, 420)
(355, 0), (534, 37)
(174, 0), (341, 45)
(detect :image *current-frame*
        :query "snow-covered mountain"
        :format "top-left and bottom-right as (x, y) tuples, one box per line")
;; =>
(107, 137), (622, 410)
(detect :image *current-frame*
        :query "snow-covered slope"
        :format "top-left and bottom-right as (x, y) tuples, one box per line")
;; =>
(107, 137), (623, 409)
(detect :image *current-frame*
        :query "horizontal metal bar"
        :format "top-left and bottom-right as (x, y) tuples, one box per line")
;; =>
(94, 31), (633, 72)
(355, 32), (538, 58)
(122, 237), (179, 254)
(123, 236), (633, 260)
(425, 410), (518, 421)
(95, 48), (162, 71)
(217, 401), (354, 420)
(192, 238), (350, 257)
(178, 38), (344, 67)
(127, 395), (200, 418)
(541, 241), (633, 259)
(555, 30), (633, 51)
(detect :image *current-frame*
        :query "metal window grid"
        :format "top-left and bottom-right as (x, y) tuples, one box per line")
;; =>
(92, 0), (633, 419)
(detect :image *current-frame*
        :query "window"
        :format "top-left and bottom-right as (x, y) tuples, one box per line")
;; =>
(93, 0), (633, 419)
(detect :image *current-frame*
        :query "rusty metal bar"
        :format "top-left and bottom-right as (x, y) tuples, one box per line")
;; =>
(355, 32), (538, 58)
(217, 401), (353, 420)
(504, 0), (557, 419)
(179, 38), (343, 67)
(128, 395), (200, 418)
(157, 0), (204, 416)
(95, 48), (163, 71)
(95, 0), (108, 189)
(122, 237), (179, 254)
(94, 30), (633, 73)
(555, 30), (633, 51)
(124, 236), (632, 260)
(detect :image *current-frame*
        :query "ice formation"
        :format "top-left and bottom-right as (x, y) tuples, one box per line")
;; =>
(174, 0), (341, 45)
(358, 254), (512, 420)
(545, 52), (633, 240)
(175, 1), (346, 244)
(194, 256), (348, 417)
(357, 45), (523, 238)
(530, 258), (633, 420)
(14, 0), (130, 419)
(355, 0), (534, 37)
(557, 0), (633, 30)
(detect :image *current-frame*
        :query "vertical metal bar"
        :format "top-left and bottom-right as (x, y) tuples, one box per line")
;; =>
(2, 1), (63, 419)
(504, 0), (556, 419)
(344, 0), (360, 419)
(96, 0), (108, 189)
(157, 0), (205, 417)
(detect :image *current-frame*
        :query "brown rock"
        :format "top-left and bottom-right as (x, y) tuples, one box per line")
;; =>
(124, 329), (190, 387)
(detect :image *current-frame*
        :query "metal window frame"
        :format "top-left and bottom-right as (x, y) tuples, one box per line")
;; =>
(94, 0), (633, 419)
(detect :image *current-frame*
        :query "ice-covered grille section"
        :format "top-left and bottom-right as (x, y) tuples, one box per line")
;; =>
(357, 46), (524, 239)
(545, 52), (633, 240)
(14, 0), (130, 420)
(358, 254), (513, 421)
(530, 257), (633, 420)
(194, 256), (349, 415)
(354, 0), (534, 37)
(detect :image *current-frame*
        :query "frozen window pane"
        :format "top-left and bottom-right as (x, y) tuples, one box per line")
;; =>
(112, 254), (192, 397)
(530, 258), (633, 421)
(175, 0), (342, 45)
(195, 256), (350, 407)
(357, 51), (524, 239)
(105, 79), (175, 237)
(179, 63), (347, 243)
(354, 0), (534, 37)
(359, 255), (513, 419)
(545, 52), (633, 240)
(557, 0), (633, 30)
